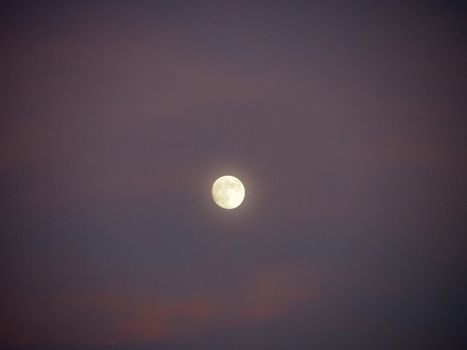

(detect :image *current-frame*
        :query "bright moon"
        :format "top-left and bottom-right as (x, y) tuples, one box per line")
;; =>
(212, 175), (245, 209)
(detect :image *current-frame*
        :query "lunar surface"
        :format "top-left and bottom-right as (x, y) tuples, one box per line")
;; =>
(212, 175), (245, 209)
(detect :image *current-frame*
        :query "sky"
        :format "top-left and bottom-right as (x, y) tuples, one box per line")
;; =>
(1, 1), (466, 349)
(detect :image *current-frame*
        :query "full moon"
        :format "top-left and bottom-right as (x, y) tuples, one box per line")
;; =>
(212, 175), (245, 209)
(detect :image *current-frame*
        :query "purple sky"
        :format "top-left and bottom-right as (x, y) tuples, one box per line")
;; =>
(1, 1), (466, 349)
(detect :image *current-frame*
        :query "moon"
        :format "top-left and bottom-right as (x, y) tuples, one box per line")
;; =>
(212, 175), (245, 209)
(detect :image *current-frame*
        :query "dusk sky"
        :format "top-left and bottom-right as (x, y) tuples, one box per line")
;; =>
(1, 1), (466, 349)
